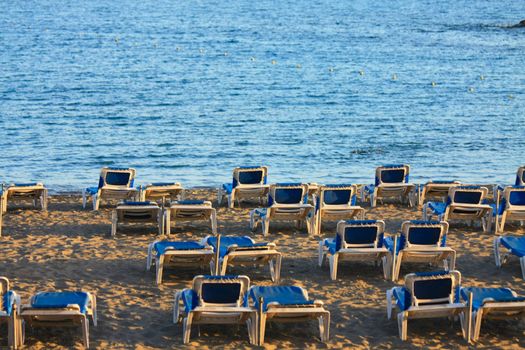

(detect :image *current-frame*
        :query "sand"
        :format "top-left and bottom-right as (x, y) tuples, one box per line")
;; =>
(1, 189), (525, 349)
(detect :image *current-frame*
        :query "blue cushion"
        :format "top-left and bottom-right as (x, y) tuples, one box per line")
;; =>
(410, 220), (441, 225)
(154, 241), (206, 257)
(273, 188), (304, 205)
(176, 200), (205, 205)
(491, 202), (505, 216)
(393, 287), (411, 311)
(222, 183), (233, 194)
(206, 236), (267, 258)
(181, 289), (199, 313)
(345, 220), (378, 225)
(238, 171), (264, 185)
(2, 291), (16, 315)
(323, 189), (352, 205)
(249, 286), (313, 312)
(12, 183), (39, 187)
(85, 187), (99, 195)
(406, 227), (444, 246)
(31, 291), (90, 314)
(105, 172), (131, 187)
(379, 169), (406, 184)
(428, 180), (457, 184)
(365, 184), (375, 194)
(122, 201), (152, 206)
(428, 202), (447, 215)
(413, 277), (453, 302)
(509, 191), (525, 206)
(453, 191), (482, 204)
(338, 226), (382, 250)
(148, 182), (178, 187)
(201, 283), (242, 304)
(500, 236), (525, 258)
(460, 287), (525, 311)
(384, 236), (404, 254)
(324, 238), (338, 255)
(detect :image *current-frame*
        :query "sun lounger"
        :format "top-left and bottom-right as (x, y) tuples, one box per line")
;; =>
(494, 236), (525, 279)
(516, 166), (525, 186)
(460, 287), (525, 342)
(20, 291), (97, 349)
(385, 220), (456, 281)
(250, 183), (313, 236)
(82, 167), (138, 210)
(492, 186), (525, 232)
(203, 235), (282, 282)
(139, 182), (184, 202)
(165, 200), (217, 235)
(423, 186), (493, 232)
(0, 277), (21, 349)
(314, 184), (365, 235)
(386, 270), (466, 341)
(173, 275), (256, 344)
(319, 220), (388, 280)
(1, 183), (48, 213)
(249, 285), (330, 345)
(146, 240), (214, 284)
(363, 164), (416, 207)
(218, 166), (269, 208)
(111, 201), (163, 237)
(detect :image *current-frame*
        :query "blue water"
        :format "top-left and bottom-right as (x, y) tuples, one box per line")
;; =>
(1, 1), (524, 191)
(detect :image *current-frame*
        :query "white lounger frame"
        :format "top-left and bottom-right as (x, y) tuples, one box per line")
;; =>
(423, 186), (493, 232)
(173, 275), (256, 344)
(318, 220), (389, 280)
(20, 292), (97, 349)
(1, 183), (48, 213)
(139, 183), (184, 202)
(146, 241), (214, 285)
(82, 167), (138, 210)
(203, 236), (282, 282)
(218, 166), (269, 208)
(386, 271), (466, 341)
(250, 184), (314, 236)
(254, 286), (330, 345)
(314, 185), (365, 235)
(494, 236), (525, 279)
(111, 203), (163, 237)
(0, 277), (21, 349)
(387, 221), (456, 281)
(164, 201), (217, 235)
(493, 186), (525, 233)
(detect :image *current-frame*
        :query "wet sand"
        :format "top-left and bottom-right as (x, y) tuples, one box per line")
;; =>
(1, 189), (524, 349)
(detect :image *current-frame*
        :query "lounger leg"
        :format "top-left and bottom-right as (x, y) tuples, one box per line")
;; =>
(318, 241), (325, 267)
(472, 310), (483, 342)
(111, 210), (117, 237)
(82, 190), (87, 209)
(394, 253), (402, 281)
(494, 237), (502, 268)
(250, 211), (257, 231)
(156, 256), (164, 285)
(229, 191), (235, 209)
(210, 211), (217, 235)
(329, 254), (338, 280)
(520, 257), (525, 280)
(220, 258), (228, 276)
(81, 316), (89, 349)
(386, 289), (393, 319)
(449, 251), (456, 271)
(93, 194), (99, 211)
(182, 314), (193, 344)
(398, 312), (408, 341)
(258, 313), (267, 346)
(165, 211), (171, 235)
(422, 203), (428, 220)
(274, 255), (282, 282)
(217, 188), (223, 207)
(381, 255), (388, 279)
(8, 313), (15, 349)
(173, 292), (182, 323)
(499, 213), (507, 232)
(247, 313), (257, 345)
(262, 218), (270, 236)
(319, 312), (330, 342)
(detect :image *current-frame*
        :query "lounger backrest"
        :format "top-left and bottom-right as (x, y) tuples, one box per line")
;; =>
(0, 277), (8, 311)
(401, 220), (448, 248)
(448, 186), (487, 205)
(193, 275), (250, 307)
(269, 183), (308, 206)
(375, 164), (410, 186)
(318, 184), (357, 207)
(232, 166), (268, 188)
(99, 167), (136, 188)
(505, 186), (525, 208)
(422, 181), (461, 200)
(515, 166), (525, 186)
(406, 270), (461, 306)
(336, 220), (385, 249)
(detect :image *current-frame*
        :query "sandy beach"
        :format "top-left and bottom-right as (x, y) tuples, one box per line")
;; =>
(1, 188), (525, 349)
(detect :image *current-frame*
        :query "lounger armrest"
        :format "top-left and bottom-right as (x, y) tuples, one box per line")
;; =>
(313, 300), (325, 307)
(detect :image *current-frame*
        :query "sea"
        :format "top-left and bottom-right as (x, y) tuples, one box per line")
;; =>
(1, 0), (524, 192)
